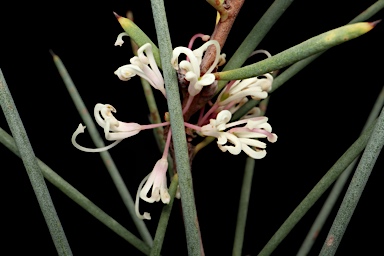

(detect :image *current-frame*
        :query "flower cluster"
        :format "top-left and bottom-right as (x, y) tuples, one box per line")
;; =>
(200, 110), (277, 159)
(114, 42), (166, 97)
(172, 40), (220, 97)
(71, 31), (278, 220)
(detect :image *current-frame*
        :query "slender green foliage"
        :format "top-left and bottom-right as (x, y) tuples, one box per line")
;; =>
(232, 157), (256, 256)
(297, 86), (384, 255)
(215, 22), (377, 81)
(217, 0), (294, 92)
(51, 52), (153, 246)
(150, 0), (203, 255)
(0, 69), (72, 255)
(150, 174), (179, 256)
(115, 13), (161, 68)
(233, 0), (384, 119)
(0, 127), (152, 255)
(319, 107), (384, 255)
(257, 120), (376, 256)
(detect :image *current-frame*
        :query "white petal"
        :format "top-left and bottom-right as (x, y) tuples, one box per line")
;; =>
(193, 40), (221, 74)
(239, 138), (266, 149)
(135, 174), (152, 220)
(160, 187), (170, 204)
(241, 143), (267, 159)
(197, 74), (215, 86)
(140, 170), (158, 203)
(215, 110), (232, 130)
(245, 118), (269, 129)
(114, 64), (142, 81)
(172, 46), (200, 75)
(217, 133), (241, 155)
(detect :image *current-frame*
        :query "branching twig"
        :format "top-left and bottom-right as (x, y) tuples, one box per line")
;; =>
(200, 0), (245, 74)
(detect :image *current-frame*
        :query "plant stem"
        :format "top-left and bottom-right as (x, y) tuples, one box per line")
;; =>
(215, 22), (377, 81)
(232, 157), (255, 256)
(297, 86), (384, 255)
(233, 0), (384, 118)
(0, 127), (152, 255)
(319, 104), (384, 255)
(200, 0), (245, 74)
(217, 0), (294, 93)
(150, 0), (204, 255)
(150, 174), (179, 256)
(0, 69), (72, 255)
(257, 119), (376, 256)
(50, 52), (153, 246)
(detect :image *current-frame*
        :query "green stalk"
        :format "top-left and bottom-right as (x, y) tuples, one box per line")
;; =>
(215, 22), (377, 81)
(126, 25), (173, 177)
(139, 76), (175, 178)
(0, 69), (72, 255)
(150, 0), (203, 255)
(257, 120), (376, 256)
(232, 157), (256, 256)
(297, 86), (384, 255)
(0, 127), (151, 255)
(233, 0), (384, 118)
(319, 107), (384, 255)
(150, 174), (179, 256)
(217, 0), (294, 92)
(272, 0), (384, 94)
(50, 52), (153, 246)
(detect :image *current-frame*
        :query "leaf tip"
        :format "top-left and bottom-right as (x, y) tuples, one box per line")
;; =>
(49, 49), (56, 57)
(113, 11), (121, 19)
(49, 49), (59, 61)
(369, 19), (382, 28)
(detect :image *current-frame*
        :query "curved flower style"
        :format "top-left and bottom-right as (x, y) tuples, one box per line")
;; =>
(71, 103), (142, 152)
(115, 43), (166, 97)
(135, 157), (170, 220)
(114, 32), (129, 46)
(200, 110), (277, 159)
(172, 40), (221, 96)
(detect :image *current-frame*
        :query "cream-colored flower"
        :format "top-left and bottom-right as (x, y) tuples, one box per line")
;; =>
(135, 158), (170, 220)
(71, 104), (142, 152)
(200, 110), (277, 159)
(172, 40), (221, 96)
(115, 43), (166, 97)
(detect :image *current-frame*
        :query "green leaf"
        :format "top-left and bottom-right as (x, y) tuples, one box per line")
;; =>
(115, 12), (162, 68)
(0, 127), (152, 256)
(217, 0), (294, 92)
(51, 51), (154, 246)
(150, 0), (203, 255)
(215, 21), (378, 81)
(320, 107), (384, 255)
(0, 70), (72, 255)
(258, 120), (376, 256)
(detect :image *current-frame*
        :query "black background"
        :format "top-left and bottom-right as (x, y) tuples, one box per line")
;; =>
(1, 1), (383, 255)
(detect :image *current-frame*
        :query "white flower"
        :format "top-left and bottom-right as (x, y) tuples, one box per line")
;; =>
(218, 74), (273, 107)
(115, 43), (166, 97)
(201, 110), (241, 154)
(200, 110), (277, 159)
(135, 158), (170, 220)
(172, 40), (221, 96)
(93, 104), (142, 140)
(71, 104), (142, 152)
